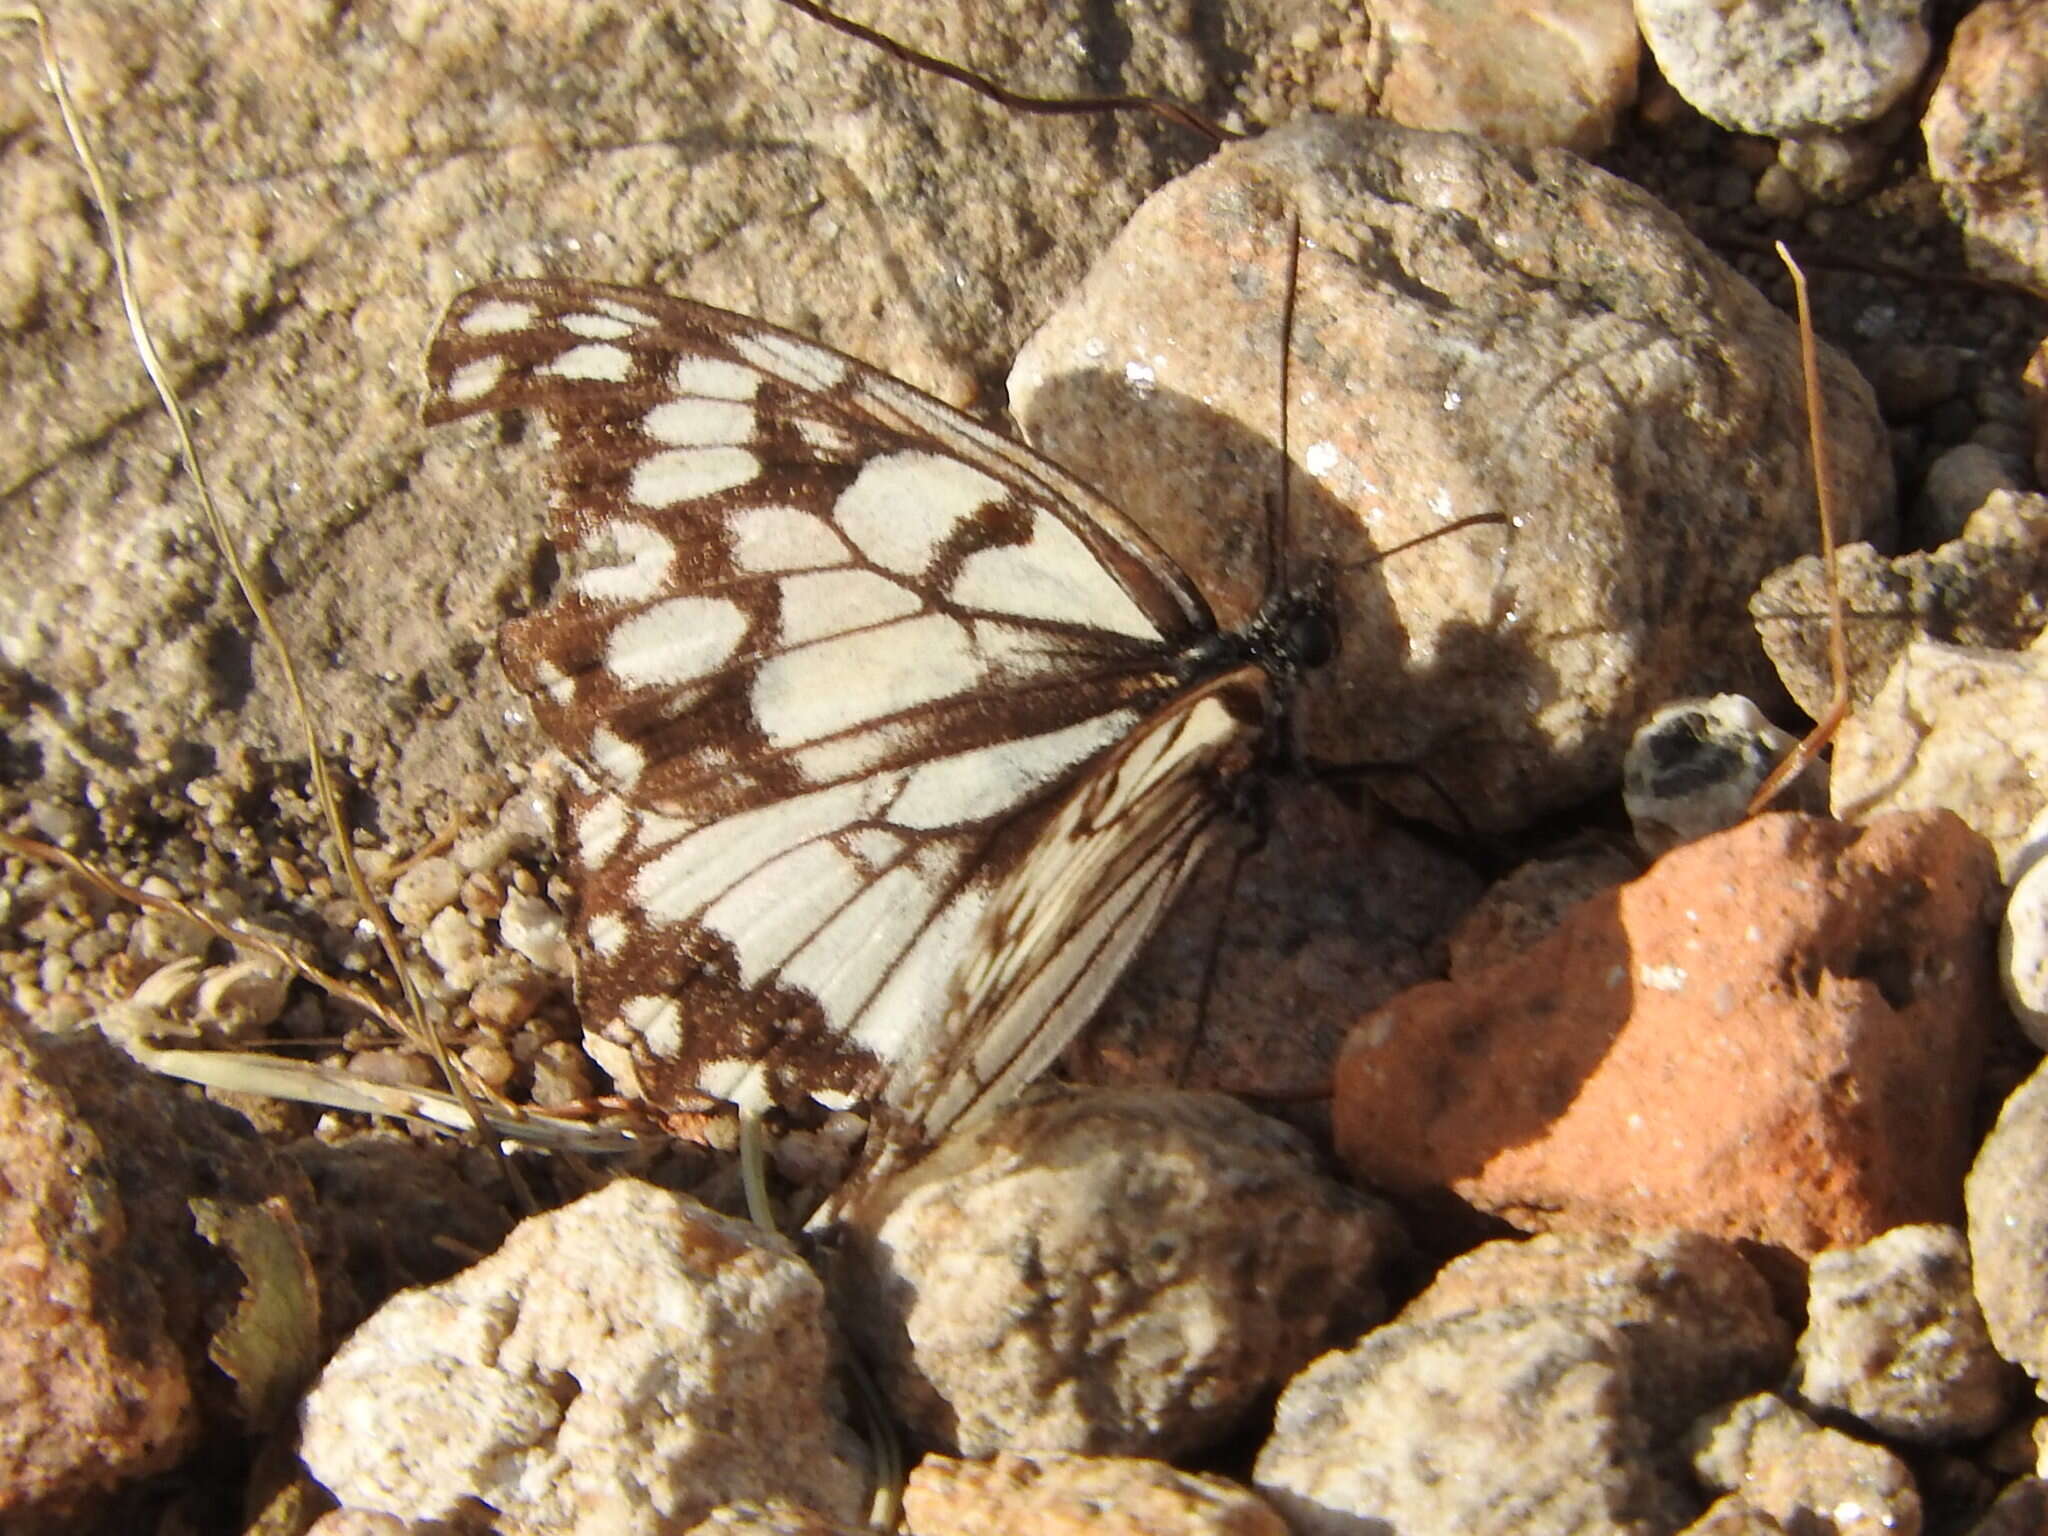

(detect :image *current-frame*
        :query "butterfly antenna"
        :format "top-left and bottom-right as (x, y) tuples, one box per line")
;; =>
(771, 0), (1239, 147)
(1747, 241), (1850, 815)
(1265, 210), (1305, 602)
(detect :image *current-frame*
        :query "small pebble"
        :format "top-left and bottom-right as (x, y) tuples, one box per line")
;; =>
(1776, 131), (1889, 204)
(458, 869), (505, 920)
(468, 978), (545, 1031)
(1860, 342), (1964, 419)
(130, 881), (215, 963)
(195, 959), (294, 1036)
(2002, 807), (2048, 1049)
(498, 889), (571, 976)
(1753, 164), (1805, 218)
(388, 857), (463, 929)
(1970, 421), (2035, 459)
(459, 1038), (518, 1093)
(530, 1040), (594, 1107)
(422, 906), (484, 978)
(41, 992), (92, 1032)
(1918, 444), (2026, 544)
(348, 1048), (436, 1090)
(69, 927), (126, 969)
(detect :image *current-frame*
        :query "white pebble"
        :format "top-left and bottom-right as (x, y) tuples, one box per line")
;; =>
(498, 890), (572, 976)
(2002, 806), (2048, 1049)
(422, 906), (484, 979)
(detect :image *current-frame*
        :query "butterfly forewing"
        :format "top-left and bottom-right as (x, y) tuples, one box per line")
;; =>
(423, 278), (1280, 1137)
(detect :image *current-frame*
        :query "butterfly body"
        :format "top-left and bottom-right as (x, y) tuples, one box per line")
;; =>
(424, 278), (1328, 1151)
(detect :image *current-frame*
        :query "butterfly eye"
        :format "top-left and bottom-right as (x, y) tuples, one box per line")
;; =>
(1288, 606), (1337, 671)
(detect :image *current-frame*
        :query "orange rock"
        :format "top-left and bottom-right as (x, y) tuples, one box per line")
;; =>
(1333, 812), (2000, 1263)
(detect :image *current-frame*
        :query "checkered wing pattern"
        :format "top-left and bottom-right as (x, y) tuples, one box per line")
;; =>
(424, 279), (1271, 1143)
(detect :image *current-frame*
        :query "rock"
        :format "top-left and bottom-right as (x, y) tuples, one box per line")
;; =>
(1860, 340), (1967, 420)
(1968, 1478), (2048, 1536)
(418, 905), (484, 984)
(1923, 0), (2048, 294)
(1622, 694), (1813, 855)
(1639, 0), (1930, 135)
(1677, 1497), (1789, 1533)
(1342, 0), (1640, 153)
(1832, 635), (2048, 880)
(528, 1038), (592, 1107)
(2003, 806), (2048, 1047)
(1688, 1394), (1922, 1536)
(495, 887), (572, 977)
(1255, 1307), (1693, 1535)
(830, 1087), (1400, 1459)
(1447, 842), (1641, 976)
(1395, 1229), (1791, 1442)
(1792, 1224), (2016, 1443)
(1010, 114), (1891, 835)
(1918, 445), (2030, 546)
(1753, 490), (2048, 723)
(1776, 129), (1895, 206)
(385, 857), (461, 929)
(298, 1179), (867, 1533)
(1966, 1056), (2048, 1384)
(305, 1512), (431, 1536)
(0, 1004), (430, 1530)
(0, 1010), (195, 1524)
(1076, 785), (1481, 1111)
(1334, 812), (2002, 1263)
(343, 1047), (434, 1091)
(903, 1452), (1288, 1536)
(680, 1503), (871, 1536)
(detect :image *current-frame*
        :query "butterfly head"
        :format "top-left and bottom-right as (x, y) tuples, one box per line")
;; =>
(1245, 559), (1338, 682)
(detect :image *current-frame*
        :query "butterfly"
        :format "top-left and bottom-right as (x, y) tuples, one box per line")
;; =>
(422, 279), (1332, 1153)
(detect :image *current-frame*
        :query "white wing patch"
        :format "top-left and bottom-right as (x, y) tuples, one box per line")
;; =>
(952, 513), (1160, 638)
(460, 298), (539, 335)
(730, 505), (850, 574)
(887, 711), (1139, 830)
(630, 446), (761, 508)
(645, 398), (755, 447)
(445, 356), (507, 402)
(673, 355), (763, 399)
(541, 343), (634, 383)
(749, 612), (985, 748)
(605, 596), (750, 689)
(834, 451), (1007, 577)
(774, 569), (922, 647)
(570, 522), (675, 605)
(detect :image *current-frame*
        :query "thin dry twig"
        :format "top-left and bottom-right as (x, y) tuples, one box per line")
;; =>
(771, 0), (1239, 146)
(1748, 241), (1851, 815)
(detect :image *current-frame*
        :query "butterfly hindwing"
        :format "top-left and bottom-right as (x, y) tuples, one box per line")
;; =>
(900, 667), (1270, 1139)
(423, 278), (1276, 1135)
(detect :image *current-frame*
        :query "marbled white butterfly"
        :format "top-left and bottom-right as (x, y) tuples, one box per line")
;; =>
(424, 280), (1331, 1150)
